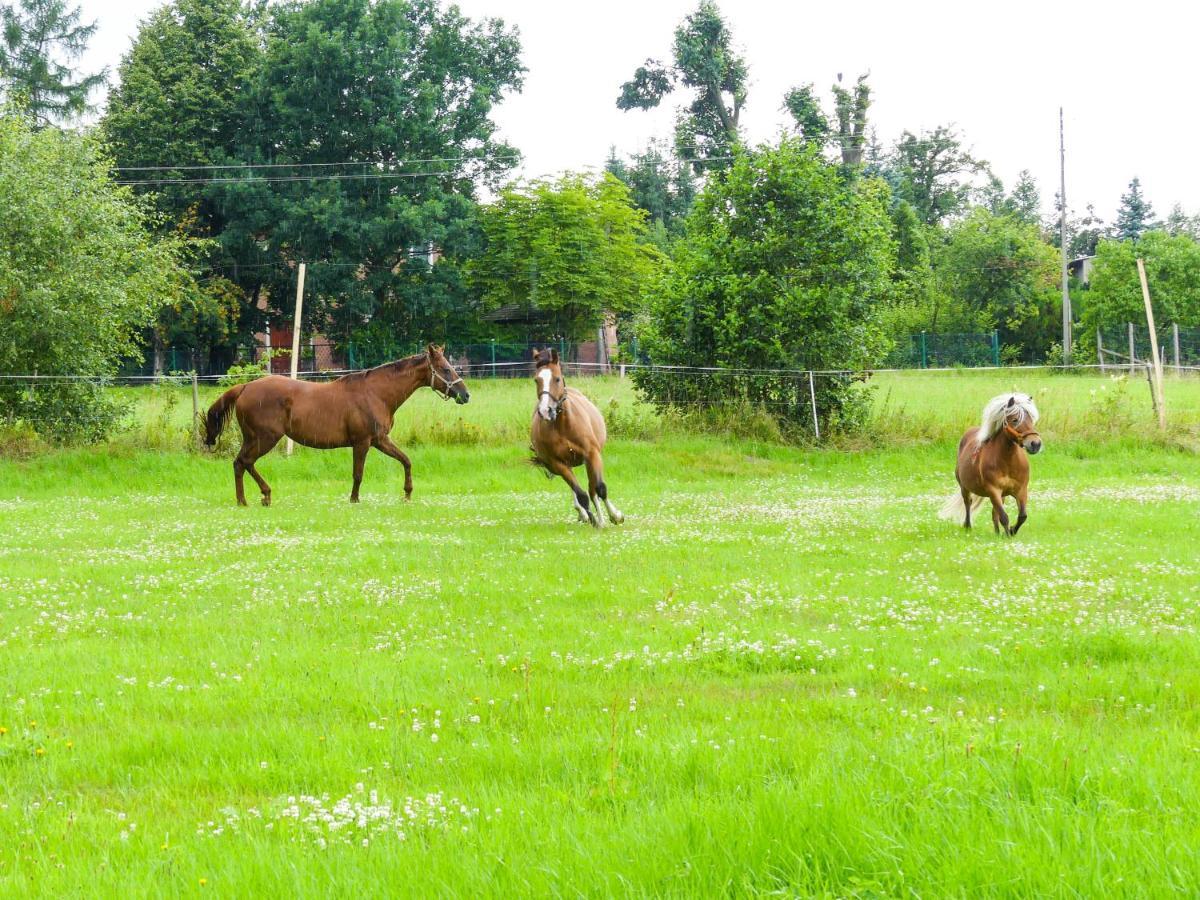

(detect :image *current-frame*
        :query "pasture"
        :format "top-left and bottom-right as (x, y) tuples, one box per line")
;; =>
(3, 370), (1200, 896)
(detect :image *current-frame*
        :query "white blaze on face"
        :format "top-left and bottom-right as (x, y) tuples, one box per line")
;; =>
(537, 367), (553, 419)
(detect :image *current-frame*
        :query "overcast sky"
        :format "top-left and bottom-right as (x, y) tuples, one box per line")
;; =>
(79, 0), (1197, 223)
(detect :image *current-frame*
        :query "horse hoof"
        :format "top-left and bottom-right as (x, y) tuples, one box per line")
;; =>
(350, 496), (359, 504)
(611, 513), (625, 525)
(261, 496), (271, 507)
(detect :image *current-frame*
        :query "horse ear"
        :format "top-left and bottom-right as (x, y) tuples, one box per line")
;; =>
(1006, 396), (1015, 408)
(530, 348), (540, 360)
(550, 348), (559, 363)
(426, 342), (437, 357)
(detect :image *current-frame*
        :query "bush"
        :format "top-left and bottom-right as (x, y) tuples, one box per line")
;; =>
(0, 381), (131, 444)
(0, 113), (193, 442)
(632, 138), (895, 435)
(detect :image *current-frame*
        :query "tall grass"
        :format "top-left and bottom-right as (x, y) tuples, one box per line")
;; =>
(2, 378), (1200, 895)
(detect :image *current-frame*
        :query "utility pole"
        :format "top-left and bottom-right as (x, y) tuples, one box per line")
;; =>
(1060, 108), (1072, 365)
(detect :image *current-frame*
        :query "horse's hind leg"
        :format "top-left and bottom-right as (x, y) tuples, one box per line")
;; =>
(961, 487), (973, 529)
(236, 435), (279, 507)
(585, 452), (623, 525)
(548, 459), (596, 527)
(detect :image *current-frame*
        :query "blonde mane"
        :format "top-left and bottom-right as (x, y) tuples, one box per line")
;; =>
(975, 393), (1039, 449)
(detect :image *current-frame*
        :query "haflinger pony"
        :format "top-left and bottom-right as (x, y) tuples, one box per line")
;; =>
(528, 347), (624, 528)
(941, 393), (1043, 535)
(204, 344), (469, 506)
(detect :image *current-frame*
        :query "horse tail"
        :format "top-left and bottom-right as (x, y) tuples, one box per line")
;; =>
(204, 384), (246, 447)
(938, 490), (985, 521)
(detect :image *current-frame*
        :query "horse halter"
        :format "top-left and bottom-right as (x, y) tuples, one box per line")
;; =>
(1003, 422), (1040, 448)
(538, 368), (568, 417)
(428, 358), (463, 401)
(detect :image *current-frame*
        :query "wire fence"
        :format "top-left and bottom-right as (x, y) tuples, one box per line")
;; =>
(1095, 325), (1200, 371)
(6, 359), (1199, 446)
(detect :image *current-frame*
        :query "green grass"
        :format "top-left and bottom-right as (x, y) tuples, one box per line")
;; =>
(2, 372), (1200, 896)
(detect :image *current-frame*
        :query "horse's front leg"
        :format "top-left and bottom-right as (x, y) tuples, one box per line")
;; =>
(987, 489), (1011, 536)
(350, 440), (370, 503)
(1009, 485), (1029, 536)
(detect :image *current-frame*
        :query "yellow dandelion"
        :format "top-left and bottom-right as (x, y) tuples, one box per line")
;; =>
(199, 879), (208, 887)
(0, 726), (7, 735)
(35, 747), (45, 756)
(66, 741), (74, 749)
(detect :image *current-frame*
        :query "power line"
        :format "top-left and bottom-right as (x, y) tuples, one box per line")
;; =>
(113, 154), (521, 172)
(115, 169), (494, 187)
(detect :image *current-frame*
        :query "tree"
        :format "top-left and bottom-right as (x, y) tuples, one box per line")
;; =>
(932, 208), (1060, 359)
(633, 138), (896, 430)
(888, 126), (991, 226)
(1052, 199), (1106, 258)
(1113, 177), (1157, 241)
(617, 1), (746, 170)
(1083, 233), (1200, 336)
(0, 0), (106, 124)
(470, 173), (664, 338)
(219, 0), (524, 346)
(605, 140), (696, 240)
(101, 0), (264, 363)
(0, 113), (194, 440)
(1164, 203), (1200, 241)
(784, 73), (871, 168)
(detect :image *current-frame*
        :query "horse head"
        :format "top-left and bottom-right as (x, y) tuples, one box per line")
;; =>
(532, 347), (566, 422)
(1002, 395), (1042, 454)
(427, 343), (470, 404)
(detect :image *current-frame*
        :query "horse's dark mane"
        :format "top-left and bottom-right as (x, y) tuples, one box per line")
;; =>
(340, 351), (428, 382)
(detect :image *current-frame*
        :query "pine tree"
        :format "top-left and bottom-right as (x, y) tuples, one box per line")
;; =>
(0, 0), (107, 124)
(1113, 177), (1157, 241)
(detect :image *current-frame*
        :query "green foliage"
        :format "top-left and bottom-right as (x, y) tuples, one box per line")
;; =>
(604, 140), (696, 239)
(0, 0), (106, 124)
(785, 74), (871, 169)
(216, 0), (523, 343)
(931, 208), (1060, 357)
(1082, 232), (1200, 335)
(218, 353), (277, 386)
(1114, 177), (1157, 241)
(470, 173), (664, 338)
(1164, 204), (1200, 240)
(887, 126), (991, 226)
(617, 1), (746, 169)
(0, 114), (194, 440)
(633, 138), (896, 431)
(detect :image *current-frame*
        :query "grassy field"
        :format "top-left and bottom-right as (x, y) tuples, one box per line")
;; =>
(3, 371), (1200, 896)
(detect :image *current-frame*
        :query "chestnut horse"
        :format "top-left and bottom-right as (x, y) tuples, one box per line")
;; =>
(941, 393), (1042, 535)
(204, 344), (469, 506)
(528, 348), (624, 528)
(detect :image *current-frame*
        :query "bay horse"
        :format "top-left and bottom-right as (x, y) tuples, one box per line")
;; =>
(528, 348), (624, 528)
(204, 344), (469, 506)
(941, 393), (1042, 535)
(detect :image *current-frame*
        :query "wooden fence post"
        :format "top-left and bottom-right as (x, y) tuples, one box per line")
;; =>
(1128, 322), (1136, 376)
(1097, 329), (1105, 374)
(286, 262), (307, 457)
(1173, 323), (1181, 374)
(808, 371), (820, 440)
(1137, 258), (1166, 430)
(191, 371), (200, 444)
